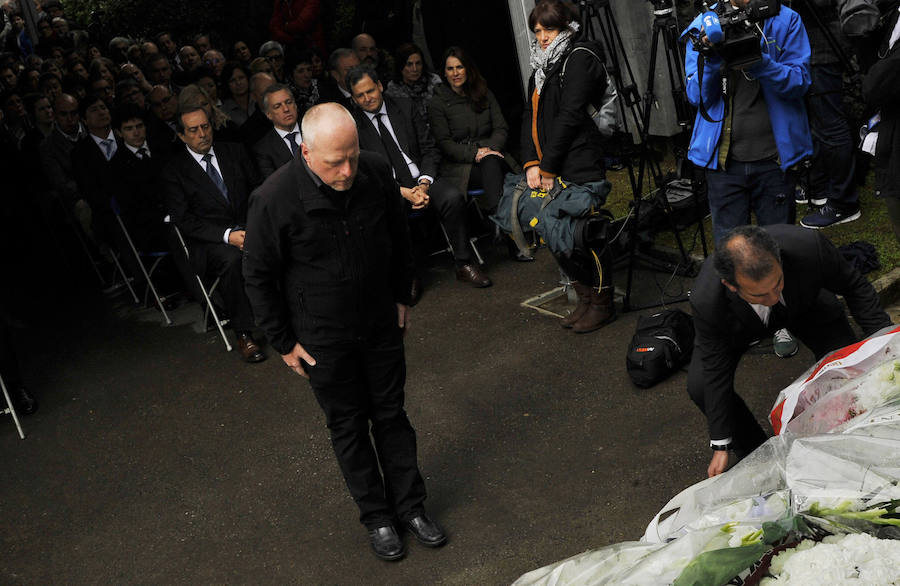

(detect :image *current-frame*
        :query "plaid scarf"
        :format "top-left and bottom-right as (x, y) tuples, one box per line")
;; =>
(529, 24), (577, 95)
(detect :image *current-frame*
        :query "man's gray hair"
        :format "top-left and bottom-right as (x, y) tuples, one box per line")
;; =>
(261, 83), (293, 112)
(301, 103), (355, 150)
(259, 40), (284, 57)
(327, 47), (355, 72)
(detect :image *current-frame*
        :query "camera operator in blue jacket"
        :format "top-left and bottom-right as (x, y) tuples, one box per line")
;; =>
(683, 1), (813, 244)
(684, 0), (814, 358)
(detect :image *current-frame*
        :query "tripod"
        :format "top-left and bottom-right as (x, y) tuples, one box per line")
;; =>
(585, 1), (708, 311)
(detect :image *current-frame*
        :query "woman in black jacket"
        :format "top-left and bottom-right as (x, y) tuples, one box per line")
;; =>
(427, 46), (516, 215)
(522, 0), (613, 333)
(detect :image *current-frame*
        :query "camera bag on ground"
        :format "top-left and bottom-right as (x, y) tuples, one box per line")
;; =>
(626, 309), (695, 388)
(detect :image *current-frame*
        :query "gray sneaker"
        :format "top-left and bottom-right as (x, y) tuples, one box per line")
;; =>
(774, 328), (798, 358)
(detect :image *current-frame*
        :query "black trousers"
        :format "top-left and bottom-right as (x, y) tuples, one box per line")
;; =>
(0, 320), (22, 391)
(467, 154), (508, 214)
(306, 332), (427, 529)
(191, 241), (255, 332)
(687, 293), (858, 455)
(429, 178), (471, 264)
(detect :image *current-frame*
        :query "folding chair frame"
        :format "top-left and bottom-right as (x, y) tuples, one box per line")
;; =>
(111, 197), (173, 325)
(0, 372), (25, 440)
(172, 224), (233, 352)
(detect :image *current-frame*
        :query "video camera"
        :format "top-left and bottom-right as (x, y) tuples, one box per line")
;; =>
(690, 0), (782, 69)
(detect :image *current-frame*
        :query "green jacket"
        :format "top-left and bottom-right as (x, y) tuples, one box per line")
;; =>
(426, 83), (519, 194)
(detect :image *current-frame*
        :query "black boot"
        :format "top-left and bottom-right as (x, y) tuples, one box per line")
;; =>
(9, 387), (37, 415)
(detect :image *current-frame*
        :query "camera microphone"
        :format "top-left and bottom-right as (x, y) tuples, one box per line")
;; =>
(702, 10), (724, 44)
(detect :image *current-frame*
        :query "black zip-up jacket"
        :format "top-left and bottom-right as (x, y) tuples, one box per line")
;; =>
(242, 150), (413, 354)
(520, 40), (607, 184)
(863, 8), (900, 200)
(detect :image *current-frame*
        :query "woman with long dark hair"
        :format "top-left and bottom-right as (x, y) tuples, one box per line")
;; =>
(427, 46), (516, 215)
(521, 0), (614, 332)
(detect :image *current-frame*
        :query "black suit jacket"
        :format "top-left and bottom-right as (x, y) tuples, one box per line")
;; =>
(689, 224), (892, 441)
(240, 108), (274, 150)
(317, 77), (355, 111)
(110, 143), (167, 245)
(353, 96), (440, 183)
(163, 141), (262, 245)
(70, 133), (125, 208)
(252, 127), (294, 178)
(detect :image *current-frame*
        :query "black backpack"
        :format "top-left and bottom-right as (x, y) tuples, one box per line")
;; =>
(626, 309), (695, 388)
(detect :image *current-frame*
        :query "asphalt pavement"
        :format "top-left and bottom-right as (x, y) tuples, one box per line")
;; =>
(0, 244), (834, 585)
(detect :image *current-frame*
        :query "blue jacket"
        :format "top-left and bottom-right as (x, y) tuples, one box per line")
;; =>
(682, 5), (813, 171)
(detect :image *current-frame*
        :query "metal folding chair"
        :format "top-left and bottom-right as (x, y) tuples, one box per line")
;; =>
(110, 197), (173, 325)
(0, 373), (25, 440)
(171, 224), (233, 352)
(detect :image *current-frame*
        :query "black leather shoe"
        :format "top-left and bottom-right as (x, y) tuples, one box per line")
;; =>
(9, 387), (37, 415)
(409, 277), (423, 307)
(456, 263), (492, 288)
(405, 514), (447, 547)
(235, 332), (266, 363)
(368, 525), (406, 561)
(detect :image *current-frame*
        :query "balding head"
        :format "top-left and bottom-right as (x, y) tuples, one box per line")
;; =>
(715, 225), (784, 307)
(54, 93), (79, 134)
(249, 71), (275, 104)
(351, 34), (378, 66)
(301, 103), (359, 191)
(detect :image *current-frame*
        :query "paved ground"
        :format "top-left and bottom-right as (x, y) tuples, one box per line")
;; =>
(0, 245), (833, 585)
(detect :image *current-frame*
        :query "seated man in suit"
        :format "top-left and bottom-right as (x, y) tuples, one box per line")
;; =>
(251, 83), (299, 178)
(110, 104), (195, 297)
(688, 224), (892, 477)
(346, 65), (491, 289)
(240, 72), (276, 148)
(318, 48), (359, 110)
(70, 94), (122, 245)
(163, 104), (266, 363)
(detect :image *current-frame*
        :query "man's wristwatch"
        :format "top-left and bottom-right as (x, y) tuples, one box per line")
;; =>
(710, 442), (731, 451)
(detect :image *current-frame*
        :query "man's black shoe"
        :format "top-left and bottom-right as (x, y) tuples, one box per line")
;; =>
(9, 387), (37, 415)
(368, 526), (406, 561)
(405, 514), (447, 547)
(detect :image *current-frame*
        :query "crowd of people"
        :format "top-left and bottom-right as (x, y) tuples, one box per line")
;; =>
(2, 0), (900, 564)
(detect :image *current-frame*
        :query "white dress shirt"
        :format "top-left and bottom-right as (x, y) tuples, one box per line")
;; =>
(364, 105), (432, 184)
(186, 145), (234, 243)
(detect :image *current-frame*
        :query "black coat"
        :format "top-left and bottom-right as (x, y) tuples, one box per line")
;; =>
(427, 83), (514, 194)
(242, 151), (414, 353)
(70, 133), (124, 208)
(162, 142), (261, 245)
(689, 224), (891, 441)
(110, 143), (167, 250)
(521, 41), (607, 184)
(252, 127), (294, 178)
(863, 9), (900, 200)
(353, 96), (440, 180)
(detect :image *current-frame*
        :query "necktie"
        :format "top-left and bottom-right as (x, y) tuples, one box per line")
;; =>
(202, 153), (229, 200)
(137, 147), (149, 160)
(375, 113), (415, 188)
(285, 131), (299, 156)
(100, 138), (114, 160)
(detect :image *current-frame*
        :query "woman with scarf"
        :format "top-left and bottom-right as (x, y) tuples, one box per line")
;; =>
(385, 43), (442, 125)
(522, 0), (614, 333)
